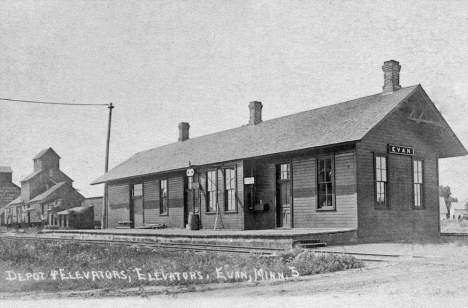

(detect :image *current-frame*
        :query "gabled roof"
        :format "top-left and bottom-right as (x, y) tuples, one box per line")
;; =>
(29, 182), (67, 203)
(21, 169), (43, 183)
(33, 148), (60, 160)
(20, 168), (73, 184)
(92, 85), (466, 184)
(450, 202), (466, 211)
(5, 196), (22, 208)
(0, 166), (12, 173)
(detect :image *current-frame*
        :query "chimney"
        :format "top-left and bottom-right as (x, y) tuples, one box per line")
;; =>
(178, 122), (190, 142)
(382, 60), (401, 93)
(249, 101), (263, 125)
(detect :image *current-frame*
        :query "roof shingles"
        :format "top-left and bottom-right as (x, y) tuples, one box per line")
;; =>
(92, 86), (419, 184)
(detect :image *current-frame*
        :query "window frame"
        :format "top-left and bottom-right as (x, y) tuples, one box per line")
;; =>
(159, 179), (168, 215)
(412, 158), (424, 209)
(316, 155), (336, 211)
(279, 163), (290, 181)
(224, 167), (237, 212)
(131, 183), (143, 198)
(206, 170), (218, 213)
(374, 153), (389, 209)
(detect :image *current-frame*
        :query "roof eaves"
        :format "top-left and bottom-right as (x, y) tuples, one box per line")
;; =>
(415, 87), (468, 157)
(91, 140), (361, 185)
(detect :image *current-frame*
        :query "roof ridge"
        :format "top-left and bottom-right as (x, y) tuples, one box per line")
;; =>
(91, 85), (425, 184)
(136, 86), (420, 155)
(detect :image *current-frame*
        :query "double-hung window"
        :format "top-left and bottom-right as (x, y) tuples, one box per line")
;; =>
(207, 170), (217, 212)
(317, 156), (335, 210)
(375, 156), (388, 208)
(413, 160), (423, 208)
(224, 168), (236, 211)
(160, 179), (168, 215)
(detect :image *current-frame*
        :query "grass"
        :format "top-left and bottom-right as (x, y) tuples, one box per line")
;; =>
(440, 219), (468, 233)
(0, 238), (363, 293)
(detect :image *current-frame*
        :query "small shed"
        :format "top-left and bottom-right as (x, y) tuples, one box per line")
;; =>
(449, 202), (468, 220)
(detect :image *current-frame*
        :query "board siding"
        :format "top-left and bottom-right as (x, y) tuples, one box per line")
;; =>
(108, 184), (129, 228)
(107, 174), (186, 229)
(356, 106), (440, 242)
(292, 153), (357, 229)
(198, 162), (244, 230)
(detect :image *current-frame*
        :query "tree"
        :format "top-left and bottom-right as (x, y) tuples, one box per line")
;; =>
(439, 185), (458, 219)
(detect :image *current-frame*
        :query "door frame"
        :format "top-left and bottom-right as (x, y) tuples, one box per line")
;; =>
(276, 162), (293, 228)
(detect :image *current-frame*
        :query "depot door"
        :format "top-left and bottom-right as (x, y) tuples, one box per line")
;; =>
(131, 198), (144, 228)
(276, 163), (291, 228)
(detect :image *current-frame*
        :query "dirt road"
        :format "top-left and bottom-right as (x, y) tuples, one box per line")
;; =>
(4, 243), (468, 307)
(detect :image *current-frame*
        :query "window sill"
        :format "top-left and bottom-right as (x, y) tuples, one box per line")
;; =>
(316, 208), (336, 212)
(159, 213), (169, 216)
(223, 211), (238, 214)
(374, 206), (390, 210)
(412, 207), (425, 210)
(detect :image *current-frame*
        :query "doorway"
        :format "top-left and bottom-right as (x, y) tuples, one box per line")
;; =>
(130, 183), (144, 228)
(131, 198), (144, 228)
(276, 163), (291, 228)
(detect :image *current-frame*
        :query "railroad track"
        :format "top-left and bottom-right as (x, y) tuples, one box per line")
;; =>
(0, 233), (407, 262)
(0, 233), (282, 255)
(312, 250), (413, 262)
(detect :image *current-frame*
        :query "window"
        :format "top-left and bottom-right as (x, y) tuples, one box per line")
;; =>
(206, 170), (217, 212)
(132, 183), (143, 197)
(279, 164), (290, 180)
(375, 156), (387, 208)
(317, 156), (334, 210)
(224, 168), (236, 211)
(413, 160), (423, 208)
(160, 180), (168, 214)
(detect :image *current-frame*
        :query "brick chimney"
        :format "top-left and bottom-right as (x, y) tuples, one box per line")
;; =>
(178, 122), (190, 142)
(249, 101), (263, 125)
(382, 60), (401, 93)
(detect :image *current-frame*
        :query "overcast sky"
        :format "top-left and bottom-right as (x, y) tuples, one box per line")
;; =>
(1, 0), (467, 201)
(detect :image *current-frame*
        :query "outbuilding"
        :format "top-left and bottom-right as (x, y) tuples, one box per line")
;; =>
(92, 61), (467, 242)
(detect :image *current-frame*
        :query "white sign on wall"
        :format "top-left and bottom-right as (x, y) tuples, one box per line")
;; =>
(244, 177), (255, 185)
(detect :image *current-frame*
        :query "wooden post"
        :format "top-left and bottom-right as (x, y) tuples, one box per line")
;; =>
(101, 103), (114, 229)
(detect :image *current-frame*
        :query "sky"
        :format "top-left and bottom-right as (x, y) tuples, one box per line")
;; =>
(0, 0), (467, 201)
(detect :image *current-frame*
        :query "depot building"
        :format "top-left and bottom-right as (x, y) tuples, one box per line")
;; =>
(92, 60), (467, 242)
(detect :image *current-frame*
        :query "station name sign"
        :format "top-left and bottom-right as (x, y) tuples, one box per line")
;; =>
(387, 144), (414, 156)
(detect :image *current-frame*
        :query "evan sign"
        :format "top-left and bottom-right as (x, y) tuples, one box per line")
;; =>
(388, 144), (414, 156)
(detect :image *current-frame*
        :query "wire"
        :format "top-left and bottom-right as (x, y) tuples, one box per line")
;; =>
(0, 97), (109, 106)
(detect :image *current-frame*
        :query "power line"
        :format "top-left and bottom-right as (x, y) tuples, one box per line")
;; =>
(0, 97), (109, 106)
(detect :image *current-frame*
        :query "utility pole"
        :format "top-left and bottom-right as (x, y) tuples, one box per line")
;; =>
(101, 103), (114, 229)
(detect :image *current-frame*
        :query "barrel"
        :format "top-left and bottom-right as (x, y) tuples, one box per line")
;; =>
(187, 214), (200, 230)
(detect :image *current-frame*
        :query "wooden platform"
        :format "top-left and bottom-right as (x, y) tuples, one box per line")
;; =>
(40, 228), (358, 250)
